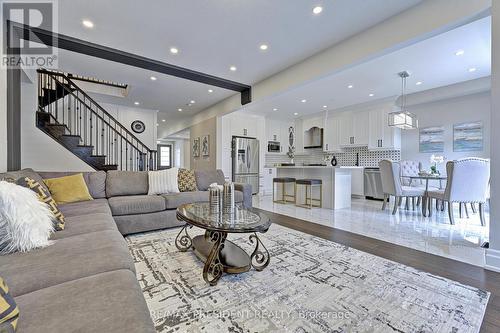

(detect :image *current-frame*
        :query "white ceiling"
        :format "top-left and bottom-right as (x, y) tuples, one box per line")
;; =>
(246, 16), (491, 119)
(53, 0), (422, 131)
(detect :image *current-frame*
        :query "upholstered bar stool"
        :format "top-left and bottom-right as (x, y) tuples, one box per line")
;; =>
(295, 179), (322, 209)
(273, 178), (296, 204)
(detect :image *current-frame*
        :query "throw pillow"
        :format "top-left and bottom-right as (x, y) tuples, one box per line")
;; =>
(43, 173), (93, 204)
(148, 168), (180, 195)
(19, 177), (65, 231)
(0, 181), (54, 254)
(0, 277), (19, 332)
(178, 168), (198, 192)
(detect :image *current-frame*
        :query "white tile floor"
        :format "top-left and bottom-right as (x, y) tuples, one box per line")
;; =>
(253, 195), (489, 267)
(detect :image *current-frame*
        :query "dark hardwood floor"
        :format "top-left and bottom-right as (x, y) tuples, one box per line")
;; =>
(255, 208), (500, 332)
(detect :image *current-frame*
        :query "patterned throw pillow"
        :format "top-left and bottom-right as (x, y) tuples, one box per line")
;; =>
(18, 177), (65, 231)
(178, 168), (198, 192)
(0, 277), (19, 332)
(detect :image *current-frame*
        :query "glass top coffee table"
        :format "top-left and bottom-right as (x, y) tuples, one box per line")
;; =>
(175, 202), (272, 286)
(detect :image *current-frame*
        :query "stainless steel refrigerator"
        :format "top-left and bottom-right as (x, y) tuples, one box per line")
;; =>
(232, 136), (259, 194)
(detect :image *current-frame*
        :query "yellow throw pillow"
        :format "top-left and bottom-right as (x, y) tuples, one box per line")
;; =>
(21, 177), (65, 231)
(0, 277), (19, 332)
(43, 173), (93, 205)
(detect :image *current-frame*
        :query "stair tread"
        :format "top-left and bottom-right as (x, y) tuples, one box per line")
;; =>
(60, 134), (80, 137)
(90, 155), (106, 158)
(76, 145), (94, 148)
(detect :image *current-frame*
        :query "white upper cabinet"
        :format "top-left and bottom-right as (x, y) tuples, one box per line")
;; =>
(230, 114), (257, 137)
(266, 119), (282, 143)
(339, 111), (369, 147)
(368, 107), (401, 150)
(323, 112), (341, 152)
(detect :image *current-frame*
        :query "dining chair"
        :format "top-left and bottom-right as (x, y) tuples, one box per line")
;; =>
(379, 160), (426, 215)
(426, 158), (490, 225)
(400, 160), (423, 209)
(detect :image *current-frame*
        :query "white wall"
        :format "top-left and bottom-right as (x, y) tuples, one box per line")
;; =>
(190, 117), (217, 170)
(401, 92), (491, 173)
(487, 1), (500, 271)
(0, 67), (7, 172)
(100, 103), (157, 150)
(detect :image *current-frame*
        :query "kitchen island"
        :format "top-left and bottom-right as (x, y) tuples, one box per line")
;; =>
(275, 166), (352, 209)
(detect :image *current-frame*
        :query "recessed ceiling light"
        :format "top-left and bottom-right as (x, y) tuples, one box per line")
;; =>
(170, 47), (179, 54)
(416, 81), (423, 85)
(82, 20), (94, 28)
(178, 108), (183, 112)
(162, 119), (166, 122)
(156, 123), (159, 126)
(455, 49), (465, 56)
(323, 105), (327, 108)
(347, 85), (353, 89)
(134, 101), (140, 105)
(273, 108), (278, 111)
(230, 65), (237, 71)
(190, 100), (196, 104)
(294, 112), (299, 116)
(468, 67), (477, 72)
(312, 6), (323, 14)
(259, 44), (268, 51)
(208, 89), (213, 93)
(301, 99), (307, 103)
(368, 93), (374, 97)
(150, 76), (157, 81)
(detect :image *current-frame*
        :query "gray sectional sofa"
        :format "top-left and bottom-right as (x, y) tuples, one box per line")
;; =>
(0, 168), (252, 333)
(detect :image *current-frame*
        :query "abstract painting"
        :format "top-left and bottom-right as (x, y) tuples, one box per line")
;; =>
(192, 137), (200, 157)
(419, 126), (444, 153)
(454, 121), (483, 152)
(201, 135), (210, 157)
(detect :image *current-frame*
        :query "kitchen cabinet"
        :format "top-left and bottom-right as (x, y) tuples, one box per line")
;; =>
(339, 111), (369, 146)
(323, 112), (341, 152)
(261, 167), (277, 195)
(341, 167), (365, 197)
(266, 119), (282, 143)
(230, 115), (257, 137)
(368, 108), (401, 150)
(294, 119), (304, 154)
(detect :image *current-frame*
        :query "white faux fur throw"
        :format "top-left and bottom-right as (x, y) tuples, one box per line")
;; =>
(0, 181), (55, 254)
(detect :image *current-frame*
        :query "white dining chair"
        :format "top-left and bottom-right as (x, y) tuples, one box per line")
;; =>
(426, 158), (490, 225)
(379, 160), (426, 215)
(400, 160), (423, 209)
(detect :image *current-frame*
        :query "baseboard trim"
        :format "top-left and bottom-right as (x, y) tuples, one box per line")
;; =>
(485, 248), (500, 272)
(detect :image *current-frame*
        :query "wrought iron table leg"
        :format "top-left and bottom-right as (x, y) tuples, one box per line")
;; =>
(249, 233), (270, 271)
(203, 231), (227, 286)
(175, 225), (193, 252)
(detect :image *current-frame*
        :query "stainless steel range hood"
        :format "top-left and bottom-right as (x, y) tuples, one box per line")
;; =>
(304, 126), (324, 149)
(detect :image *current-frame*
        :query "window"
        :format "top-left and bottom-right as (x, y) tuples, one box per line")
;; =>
(158, 144), (173, 169)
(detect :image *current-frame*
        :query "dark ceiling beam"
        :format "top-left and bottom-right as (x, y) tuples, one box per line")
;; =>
(9, 21), (252, 105)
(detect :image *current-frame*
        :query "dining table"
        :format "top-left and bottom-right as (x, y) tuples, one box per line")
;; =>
(407, 174), (447, 216)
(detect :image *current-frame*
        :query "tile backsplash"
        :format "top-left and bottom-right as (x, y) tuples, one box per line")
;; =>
(265, 146), (400, 167)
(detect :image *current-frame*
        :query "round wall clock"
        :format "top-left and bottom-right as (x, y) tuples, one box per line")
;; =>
(131, 120), (146, 133)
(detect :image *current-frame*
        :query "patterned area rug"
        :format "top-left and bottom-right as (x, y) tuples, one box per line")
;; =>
(126, 224), (489, 333)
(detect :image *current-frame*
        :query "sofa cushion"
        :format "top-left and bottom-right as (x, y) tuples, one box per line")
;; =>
(108, 195), (166, 216)
(194, 169), (226, 191)
(58, 198), (111, 217)
(161, 191), (209, 209)
(38, 171), (107, 199)
(15, 270), (155, 333)
(43, 173), (93, 204)
(106, 171), (148, 197)
(0, 230), (135, 297)
(178, 168), (198, 192)
(115, 210), (183, 235)
(161, 190), (243, 209)
(50, 213), (118, 240)
(0, 168), (48, 192)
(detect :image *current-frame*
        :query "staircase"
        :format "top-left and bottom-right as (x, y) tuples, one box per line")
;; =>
(36, 69), (157, 171)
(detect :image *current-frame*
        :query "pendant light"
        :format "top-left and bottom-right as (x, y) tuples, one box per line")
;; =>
(388, 71), (418, 129)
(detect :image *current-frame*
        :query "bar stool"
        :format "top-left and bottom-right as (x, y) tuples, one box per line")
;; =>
(295, 179), (322, 209)
(273, 178), (296, 204)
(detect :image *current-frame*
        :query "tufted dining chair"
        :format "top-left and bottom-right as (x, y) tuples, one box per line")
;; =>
(400, 160), (424, 209)
(426, 158), (490, 225)
(379, 160), (426, 215)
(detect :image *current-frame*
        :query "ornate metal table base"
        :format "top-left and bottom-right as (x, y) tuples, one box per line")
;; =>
(175, 226), (270, 285)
